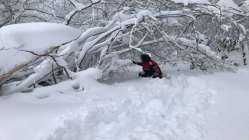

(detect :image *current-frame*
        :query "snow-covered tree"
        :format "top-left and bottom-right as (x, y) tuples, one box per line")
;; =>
(1, 0), (249, 94)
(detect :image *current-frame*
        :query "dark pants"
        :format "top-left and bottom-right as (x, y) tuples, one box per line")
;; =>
(139, 72), (152, 77)
(139, 71), (162, 78)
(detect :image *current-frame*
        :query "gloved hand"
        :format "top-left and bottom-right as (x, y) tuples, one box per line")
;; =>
(132, 60), (137, 64)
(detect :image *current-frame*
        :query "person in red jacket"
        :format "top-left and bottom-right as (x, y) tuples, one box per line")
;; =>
(132, 54), (163, 78)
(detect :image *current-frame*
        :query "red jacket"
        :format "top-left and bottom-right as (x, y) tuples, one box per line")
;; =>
(134, 60), (162, 78)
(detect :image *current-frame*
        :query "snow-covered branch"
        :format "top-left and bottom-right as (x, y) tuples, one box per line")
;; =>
(64, 0), (101, 25)
(2, 1), (249, 94)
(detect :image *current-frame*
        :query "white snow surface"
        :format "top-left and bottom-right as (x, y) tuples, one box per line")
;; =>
(0, 22), (81, 73)
(0, 68), (249, 140)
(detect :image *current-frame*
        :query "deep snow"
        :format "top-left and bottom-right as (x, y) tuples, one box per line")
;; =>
(202, 69), (249, 140)
(0, 68), (248, 140)
(0, 22), (81, 73)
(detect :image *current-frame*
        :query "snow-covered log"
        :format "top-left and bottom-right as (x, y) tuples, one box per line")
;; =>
(0, 22), (81, 94)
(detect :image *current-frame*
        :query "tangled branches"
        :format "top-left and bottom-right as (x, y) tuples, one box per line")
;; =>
(1, 2), (249, 94)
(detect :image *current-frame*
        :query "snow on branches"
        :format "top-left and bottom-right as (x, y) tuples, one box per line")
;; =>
(1, 1), (249, 94)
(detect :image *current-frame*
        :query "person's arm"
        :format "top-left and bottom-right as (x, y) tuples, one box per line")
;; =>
(132, 61), (143, 66)
(152, 64), (162, 78)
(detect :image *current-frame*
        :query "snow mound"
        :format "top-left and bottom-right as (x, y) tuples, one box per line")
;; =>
(0, 22), (81, 73)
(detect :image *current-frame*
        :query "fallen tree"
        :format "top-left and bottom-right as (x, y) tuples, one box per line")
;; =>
(1, 2), (249, 95)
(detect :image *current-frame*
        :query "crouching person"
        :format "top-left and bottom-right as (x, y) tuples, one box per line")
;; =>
(132, 54), (163, 79)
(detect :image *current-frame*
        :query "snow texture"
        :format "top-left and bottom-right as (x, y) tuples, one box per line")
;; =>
(0, 68), (214, 140)
(217, 0), (240, 9)
(0, 22), (81, 74)
(241, 0), (249, 12)
(0, 67), (249, 140)
(172, 0), (210, 5)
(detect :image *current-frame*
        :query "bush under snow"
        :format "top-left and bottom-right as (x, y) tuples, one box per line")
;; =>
(0, 22), (81, 73)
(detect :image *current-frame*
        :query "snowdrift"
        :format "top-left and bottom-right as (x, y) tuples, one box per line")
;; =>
(0, 22), (81, 73)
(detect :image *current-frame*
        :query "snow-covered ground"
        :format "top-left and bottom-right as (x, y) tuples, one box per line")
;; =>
(202, 69), (249, 140)
(0, 68), (248, 140)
